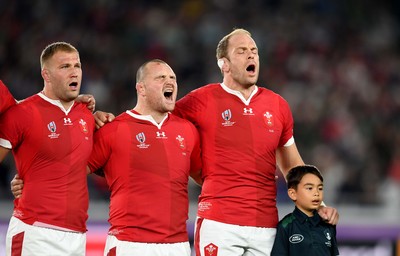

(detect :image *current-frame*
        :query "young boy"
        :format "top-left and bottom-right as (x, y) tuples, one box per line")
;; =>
(271, 165), (339, 256)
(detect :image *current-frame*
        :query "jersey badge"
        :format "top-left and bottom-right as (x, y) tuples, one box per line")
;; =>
(79, 119), (89, 134)
(289, 234), (304, 244)
(221, 109), (235, 127)
(243, 107), (254, 115)
(263, 111), (274, 127)
(13, 209), (24, 218)
(204, 243), (218, 256)
(156, 130), (167, 139)
(47, 121), (60, 139)
(176, 135), (186, 151)
(136, 132), (150, 149)
(324, 229), (332, 247)
(63, 117), (73, 125)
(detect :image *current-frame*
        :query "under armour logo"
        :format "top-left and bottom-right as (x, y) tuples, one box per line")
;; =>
(64, 118), (72, 124)
(156, 131), (166, 137)
(243, 108), (253, 114)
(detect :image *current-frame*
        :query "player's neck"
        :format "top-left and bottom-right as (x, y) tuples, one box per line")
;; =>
(223, 81), (256, 100)
(133, 106), (168, 124)
(41, 90), (74, 110)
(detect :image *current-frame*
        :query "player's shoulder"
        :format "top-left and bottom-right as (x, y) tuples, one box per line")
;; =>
(188, 83), (220, 96)
(257, 86), (283, 98)
(257, 86), (290, 104)
(7, 94), (37, 111)
(168, 113), (194, 126)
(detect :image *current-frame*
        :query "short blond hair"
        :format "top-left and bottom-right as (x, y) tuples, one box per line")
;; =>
(216, 28), (252, 60)
(40, 42), (78, 69)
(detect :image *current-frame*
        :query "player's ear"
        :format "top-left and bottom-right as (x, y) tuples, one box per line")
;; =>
(41, 69), (50, 83)
(217, 58), (228, 72)
(288, 188), (297, 201)
(136, 82), (145, 96)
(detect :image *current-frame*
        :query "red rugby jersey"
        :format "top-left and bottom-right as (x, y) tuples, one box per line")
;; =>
(0, 93), (94, 232)
(87, 110), (202, 243)
(0, 80), (16, 114)
(174, 83), (294, 228)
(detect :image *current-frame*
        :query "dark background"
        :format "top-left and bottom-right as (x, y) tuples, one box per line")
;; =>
(1, 0), (399, 215)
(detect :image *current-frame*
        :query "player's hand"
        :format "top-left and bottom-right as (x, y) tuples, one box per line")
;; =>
(318, 205), (339, 225)
(93, 111), (115, 129)
(76, 94), (96, 112)
(10, 174), (23, 199)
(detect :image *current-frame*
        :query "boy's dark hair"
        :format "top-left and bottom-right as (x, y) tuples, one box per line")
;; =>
(286, 165), (323, 190)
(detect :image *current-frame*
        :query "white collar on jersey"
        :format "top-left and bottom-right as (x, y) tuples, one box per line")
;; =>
(220, 83), (258, 106)
(38, 92), (74, 115)
(125, 110), (169, 130)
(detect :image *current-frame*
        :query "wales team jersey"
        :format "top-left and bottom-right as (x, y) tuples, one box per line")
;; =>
(0, 80), (16, 114)
(87, 110), (202, 243)
(0, 93), (94, 232)
(174, 83), (294, 228)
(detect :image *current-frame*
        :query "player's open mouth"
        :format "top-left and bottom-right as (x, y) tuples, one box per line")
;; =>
(69, 82), (78, 89)
(246, 64), (255, 73)
(164, 90), (173, 100)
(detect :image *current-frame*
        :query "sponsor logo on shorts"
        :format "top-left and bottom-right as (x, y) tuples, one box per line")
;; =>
(204, 243), (218, 256)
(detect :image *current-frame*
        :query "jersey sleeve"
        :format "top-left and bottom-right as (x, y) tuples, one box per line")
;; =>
(174, 91), (205, 127)
(332, 226), (340, 255)
(0, 103), (30, 149)
(87, 122), (115, 173)
(188, 121), (202, 184)
(0, 80), (17, 114)
(277, 95), (294, 148)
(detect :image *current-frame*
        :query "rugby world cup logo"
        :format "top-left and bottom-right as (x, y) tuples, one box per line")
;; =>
(222, 109), (231, 121)
(221, 109), (235, 127)
(47, 121), (60, 139)
(136, 132), (146, 143)
(136, 132), (150, 148)
(47, 121), (56, 133)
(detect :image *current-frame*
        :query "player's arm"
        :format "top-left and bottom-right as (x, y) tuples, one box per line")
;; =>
(276, 141), (304, 178)
(276, 142), (339, 225)
(190, 169), (203, 186)
(10, 174), (23, 198)
(0, 146), (10, 163)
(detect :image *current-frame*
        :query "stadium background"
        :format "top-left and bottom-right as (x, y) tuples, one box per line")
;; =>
(0, 0), (399, 255)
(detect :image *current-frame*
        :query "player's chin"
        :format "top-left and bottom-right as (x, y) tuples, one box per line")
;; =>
(164, 102), (175, 112)
(69, 92), (80, 101)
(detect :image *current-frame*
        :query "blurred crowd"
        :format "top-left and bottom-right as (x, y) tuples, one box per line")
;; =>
(0, 0), (399, 209)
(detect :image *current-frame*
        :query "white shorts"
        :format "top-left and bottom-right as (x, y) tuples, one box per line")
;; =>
(6, 216), (86, 256)
(194, 217), (276, 256)
(103, 235), (191, 256)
